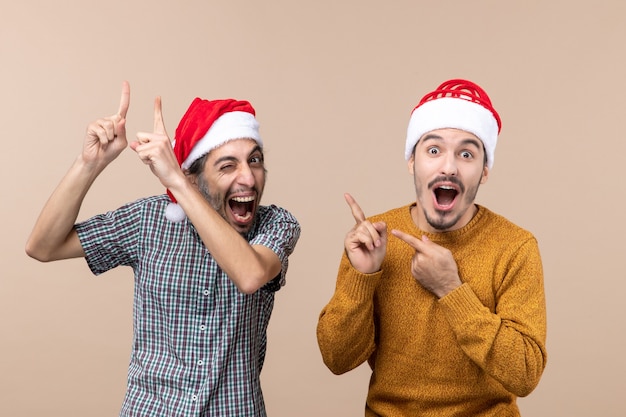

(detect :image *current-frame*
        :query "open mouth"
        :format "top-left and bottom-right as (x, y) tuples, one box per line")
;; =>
(433, 185), (459, 209)
(228, 195), (256, 223)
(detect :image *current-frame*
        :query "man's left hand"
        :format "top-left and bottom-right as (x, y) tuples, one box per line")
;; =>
(391, 230), (462, 298)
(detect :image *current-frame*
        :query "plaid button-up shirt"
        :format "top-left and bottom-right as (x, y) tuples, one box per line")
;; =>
(75, 195), (300, 416)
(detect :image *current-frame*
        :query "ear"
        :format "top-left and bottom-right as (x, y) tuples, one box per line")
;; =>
(408, 155), (415, 175)
(480, 165), (489, 184)
(184, 170), (198, 186)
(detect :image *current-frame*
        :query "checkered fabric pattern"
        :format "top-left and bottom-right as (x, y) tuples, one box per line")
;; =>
(75, 195), (300, 416)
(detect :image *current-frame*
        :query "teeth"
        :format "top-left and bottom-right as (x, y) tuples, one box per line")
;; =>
(439, 186), (455, 190)
(231, 196), (255, 203)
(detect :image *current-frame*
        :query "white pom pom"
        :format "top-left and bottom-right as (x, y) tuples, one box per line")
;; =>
(165, 203), (187, 223)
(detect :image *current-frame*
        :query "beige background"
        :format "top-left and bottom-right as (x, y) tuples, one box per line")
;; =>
(1, 1), (624, 416)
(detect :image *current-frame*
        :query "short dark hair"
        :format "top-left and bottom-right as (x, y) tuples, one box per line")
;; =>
(186, 153), (209, 176)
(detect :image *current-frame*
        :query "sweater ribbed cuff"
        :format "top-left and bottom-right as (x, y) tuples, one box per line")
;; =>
(438, 283), (487, 326)
(336, 260), (381, 302)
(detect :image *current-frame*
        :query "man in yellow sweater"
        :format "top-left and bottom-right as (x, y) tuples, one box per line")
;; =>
(316, 79), (547, 416)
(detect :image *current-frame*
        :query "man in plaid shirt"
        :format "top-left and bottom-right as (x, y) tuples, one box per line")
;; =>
(26, 81), (301, 416)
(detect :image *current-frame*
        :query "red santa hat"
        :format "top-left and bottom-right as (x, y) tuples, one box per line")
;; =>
(165, 98), (262, 222)
(405, 79), (501, 169)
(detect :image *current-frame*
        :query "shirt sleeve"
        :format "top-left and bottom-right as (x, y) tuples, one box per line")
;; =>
(75, 200), (143, 276)
(249, 205), (301, 290)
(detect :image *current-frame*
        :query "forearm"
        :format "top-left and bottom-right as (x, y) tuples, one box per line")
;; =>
(173, 180), (281, 294)
(317, 258), (380, 374)
(25, 155), (101, 261)
(440, 283), (547, 396)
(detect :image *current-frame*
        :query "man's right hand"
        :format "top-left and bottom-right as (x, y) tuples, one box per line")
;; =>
(343, 193), (387, 274)
(82, 80), (130, 168)
(25, 81), (131, 262)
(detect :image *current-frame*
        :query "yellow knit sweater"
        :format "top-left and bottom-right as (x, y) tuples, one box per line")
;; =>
(317, 204), (547, 417)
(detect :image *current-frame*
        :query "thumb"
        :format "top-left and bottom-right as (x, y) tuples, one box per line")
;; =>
(129, 139), (140, 152)
(373, 221), (387, 233)
(373, 221), (388, 242)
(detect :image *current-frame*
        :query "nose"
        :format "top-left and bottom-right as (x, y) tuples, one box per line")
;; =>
(237, 163), (256, 187)
(440, 152), (458, 176)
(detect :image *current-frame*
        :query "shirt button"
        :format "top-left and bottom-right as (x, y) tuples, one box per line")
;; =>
(197, 360), (204, 366)
(203, 289), (210, 296)
(191, 394), (198, 402)
(199, 325), (206, 331)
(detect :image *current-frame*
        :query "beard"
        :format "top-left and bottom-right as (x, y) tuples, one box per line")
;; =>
(425, 208), (469, 231)
(196, 175), (262, 234)
(196, 175), (226, 219)
(416, 174), (482, 231)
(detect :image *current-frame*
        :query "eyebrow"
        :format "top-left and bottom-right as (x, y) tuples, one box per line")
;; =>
(213, 145), (264, 167)
(421, 134), (482, 150)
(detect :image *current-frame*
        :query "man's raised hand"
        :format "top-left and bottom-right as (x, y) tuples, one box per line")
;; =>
(131, 96), (181, 189)
(82, 81), (130, 167)
(344, 193), (387, 274)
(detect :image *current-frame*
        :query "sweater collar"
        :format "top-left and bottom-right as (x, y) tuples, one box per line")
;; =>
(405, 203), (488, 243)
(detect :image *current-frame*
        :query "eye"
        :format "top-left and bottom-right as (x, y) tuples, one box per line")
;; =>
(427, 147), (440, 155)
(460, 150), (473, 159)
(220, 163), (235, 172)
(249, 154), (264, 166)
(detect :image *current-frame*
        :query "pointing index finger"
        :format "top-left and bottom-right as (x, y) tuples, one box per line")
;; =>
(344, 193), (367, 223)
(153, 96), (167, 135)
(391, 229), (424, 251)
(117, 80), (130, 119)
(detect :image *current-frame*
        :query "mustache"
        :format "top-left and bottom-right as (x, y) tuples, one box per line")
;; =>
(427, 176), (465, 193)
(227, 187), (259, 198)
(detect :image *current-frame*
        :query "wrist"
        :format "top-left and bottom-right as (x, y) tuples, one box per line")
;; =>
(74, 154), (105, 180)
(435, 279), (462, 299)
